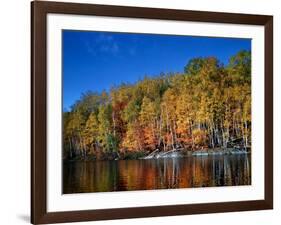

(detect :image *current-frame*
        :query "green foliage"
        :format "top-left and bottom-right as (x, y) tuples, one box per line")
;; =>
(184, 57), (205, 75)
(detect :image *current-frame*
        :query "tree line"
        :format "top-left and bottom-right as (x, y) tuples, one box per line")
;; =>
(63, 50), (251, 160)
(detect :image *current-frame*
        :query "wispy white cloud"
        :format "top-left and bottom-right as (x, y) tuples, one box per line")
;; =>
(84, 33), (120, 56)
(82, 32), (141, 58)
(96, 33), (113, 42)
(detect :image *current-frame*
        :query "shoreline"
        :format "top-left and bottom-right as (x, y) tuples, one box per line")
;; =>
(64, 148), (251, 162)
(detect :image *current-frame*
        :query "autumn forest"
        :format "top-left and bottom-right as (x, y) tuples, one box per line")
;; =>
(63, 50), (251, 161)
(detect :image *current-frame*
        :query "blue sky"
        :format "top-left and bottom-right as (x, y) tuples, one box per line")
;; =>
(63, 30), (251, 110)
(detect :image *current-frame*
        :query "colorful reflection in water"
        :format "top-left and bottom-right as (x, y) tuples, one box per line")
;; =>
(63, 154), (251, 193)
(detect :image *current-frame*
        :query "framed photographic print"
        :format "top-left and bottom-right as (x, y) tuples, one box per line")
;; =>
(31, 1), (273, 224)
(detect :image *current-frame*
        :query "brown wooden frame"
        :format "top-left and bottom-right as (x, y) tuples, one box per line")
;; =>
(31, 1), (273, 224)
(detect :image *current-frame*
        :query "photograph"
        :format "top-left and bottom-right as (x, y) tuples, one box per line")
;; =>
(62, 30), (252, 194)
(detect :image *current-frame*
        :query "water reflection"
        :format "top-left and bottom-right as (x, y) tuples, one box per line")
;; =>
(63, 154), (251, 193)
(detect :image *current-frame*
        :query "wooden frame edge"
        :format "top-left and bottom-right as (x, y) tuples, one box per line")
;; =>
(264, 16), (273, 210)
(31, 1), (47, 224)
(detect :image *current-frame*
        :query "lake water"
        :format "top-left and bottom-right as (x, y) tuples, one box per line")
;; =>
(63, 154), (251, 193)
